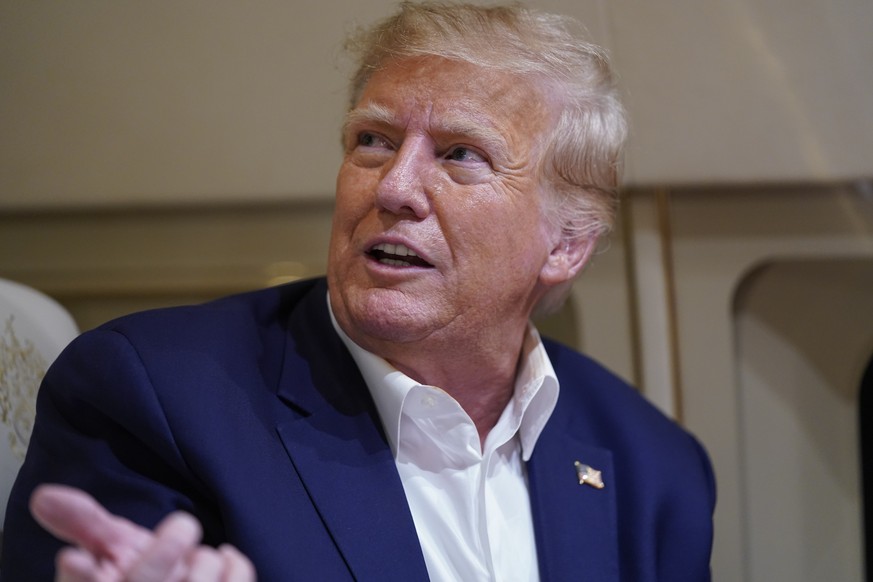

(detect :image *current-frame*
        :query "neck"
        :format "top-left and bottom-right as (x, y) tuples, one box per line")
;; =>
(327, 287), (538, 442)
(384, 325), (528, 442)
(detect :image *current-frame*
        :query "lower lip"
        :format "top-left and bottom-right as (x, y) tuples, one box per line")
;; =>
(365, 255), (434, 275)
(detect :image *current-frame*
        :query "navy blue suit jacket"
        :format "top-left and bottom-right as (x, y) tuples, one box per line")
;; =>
(2, 278), (714, 581)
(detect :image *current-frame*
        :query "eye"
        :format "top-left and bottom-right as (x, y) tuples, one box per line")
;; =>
(445, 146), (487, 164)
(357, 131), (392, 150)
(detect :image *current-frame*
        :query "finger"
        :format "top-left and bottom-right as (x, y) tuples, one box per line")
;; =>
(127, 511), (202, 582)
(56, 546), (118, 582)
(30, 484), (150, 559)
(56, 546), (98, 582)
(185, 547), (223, 582)
(218, 545), (256, 582)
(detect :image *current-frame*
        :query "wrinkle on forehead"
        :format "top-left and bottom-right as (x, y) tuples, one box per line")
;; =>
(346, 57), (557, 170)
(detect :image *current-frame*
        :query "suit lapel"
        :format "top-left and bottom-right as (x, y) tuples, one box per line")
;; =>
(276, 412), (428, 581)
(528, 413), (619, 581)
(274, 281), (429, 581)
(271, 281), (620, 580)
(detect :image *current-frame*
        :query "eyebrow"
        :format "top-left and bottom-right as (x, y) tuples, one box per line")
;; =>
(342, 103), (397, 134)
(342, 102), (511, 160)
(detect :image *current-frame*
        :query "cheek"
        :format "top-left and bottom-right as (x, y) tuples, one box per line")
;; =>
(445, 195), (549, 274)
(335, 163), (364, 205)
(459, 184), (548, 240)
(334, 166), (375, 226)
(329, 169), (364, 260)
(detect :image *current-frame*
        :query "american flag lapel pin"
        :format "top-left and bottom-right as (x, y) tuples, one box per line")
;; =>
(574, 460), (605, 489)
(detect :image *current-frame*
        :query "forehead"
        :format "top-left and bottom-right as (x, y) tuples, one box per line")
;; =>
(351, 56), (556, 146)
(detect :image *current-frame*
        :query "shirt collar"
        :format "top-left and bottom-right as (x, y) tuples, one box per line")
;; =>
(512, 325), (560, 460)
(327, 292), (559, 461)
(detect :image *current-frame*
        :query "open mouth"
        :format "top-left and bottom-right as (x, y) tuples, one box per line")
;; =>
(367, 243), (433, 268)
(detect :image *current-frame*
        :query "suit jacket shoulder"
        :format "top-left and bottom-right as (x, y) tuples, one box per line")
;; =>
(1, 278), (428, 581)
(528, 338), (715, 581)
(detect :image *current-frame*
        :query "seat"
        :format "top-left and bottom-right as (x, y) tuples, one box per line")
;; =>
(0, 279), (78, 531)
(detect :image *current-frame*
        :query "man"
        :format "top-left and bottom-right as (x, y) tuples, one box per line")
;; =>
(2, 3), (715, 581)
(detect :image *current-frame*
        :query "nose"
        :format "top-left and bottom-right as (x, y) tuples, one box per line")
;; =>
(375, 139), (431, 219)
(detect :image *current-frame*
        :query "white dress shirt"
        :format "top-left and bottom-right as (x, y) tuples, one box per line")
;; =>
(329, 299), (559, 582)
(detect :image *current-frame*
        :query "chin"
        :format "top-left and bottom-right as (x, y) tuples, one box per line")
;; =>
(345, 288), (439, 345)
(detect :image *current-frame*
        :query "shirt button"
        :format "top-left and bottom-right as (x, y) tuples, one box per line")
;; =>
(421, 395), (436, 407)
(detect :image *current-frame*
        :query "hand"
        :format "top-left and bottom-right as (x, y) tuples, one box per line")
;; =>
(30, 484), (256, 582)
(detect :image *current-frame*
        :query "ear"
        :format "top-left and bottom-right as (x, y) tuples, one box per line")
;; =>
(539, 234), (598, 286)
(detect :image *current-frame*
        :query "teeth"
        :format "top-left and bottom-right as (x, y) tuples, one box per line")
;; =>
(381, 258), (407, 266)
(372, 242), (418, 258)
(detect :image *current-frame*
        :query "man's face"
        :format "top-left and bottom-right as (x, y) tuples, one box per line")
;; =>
(328, 56), (567, 352)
